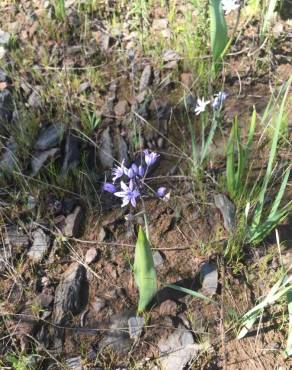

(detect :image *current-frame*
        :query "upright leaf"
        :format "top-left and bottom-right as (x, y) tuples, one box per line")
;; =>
(209, 0), (229, 71)
(133, 226), (157, 313)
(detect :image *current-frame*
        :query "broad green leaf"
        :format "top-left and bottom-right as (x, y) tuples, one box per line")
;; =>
(209, 0), (229, 71)
(237, 310), (261, 339)
(134, 226), (157, 313)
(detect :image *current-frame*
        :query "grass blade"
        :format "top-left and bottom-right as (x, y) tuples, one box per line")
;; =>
(260, 0), (278, 41)
(226, 119), (236, 197)
(134, 226), (157, 313)
(167, 284), (215, 303)
(285, 289), (292, 357)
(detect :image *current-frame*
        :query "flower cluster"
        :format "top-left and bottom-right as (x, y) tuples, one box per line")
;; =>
(195, 91), (228, 115)
(103, 150), (167, 207)
(221, 0), (239, 15)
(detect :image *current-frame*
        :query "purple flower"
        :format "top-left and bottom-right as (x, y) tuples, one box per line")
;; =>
(103, 183), (116, 193)
(112, 160), (127, 182)
(156, 187), (167, 197)
(144, 150), (160, 166)
(138, 165), (145, 177)
(126, 167), (136, 179)
(131, 163), (138, 174)
(114, 180), (140, 207)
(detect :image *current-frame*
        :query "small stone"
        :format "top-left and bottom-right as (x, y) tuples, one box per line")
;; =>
(4, 225), (29, 249)
(153, 251), (164, 267)
(214, 194), (236, 232)
(0, 46), (6, 59)
(66, 356), (83, 370)
(0, 89), (13, 125)
(91, 297), (106, 313)
(152, 18), (168, 31)
(139, 65), (152, 92)
(114, 100), (129, 117)
(117, 134), (129, 164)
(0, 137), (18, 172)
(85, 248), (98, 264)
(28, 90), (42, 108)
(62, 131), (80, 174)
(98, 127), (114, 169)
(28, 228), (50, 263)
(180, 73), (193, 89)
(52, 262), (88, 326)
(164, 60), (178, 69)
(158, 325), (207, 370)
(63, 206), (84, 238)
(128, 316), (145, 339)
(159, 299), (178, 316)
(200, 262), (218, 296)
(31, 148), (59, 176)
(0, 29), (10, 45)
(163, 50), (180, 62)
(34, 123), (64, 151)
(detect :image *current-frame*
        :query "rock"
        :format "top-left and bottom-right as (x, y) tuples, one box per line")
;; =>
(139, 65), (152, 92)
(114, 100), (129, 117)
(27, 228), (50, 263)
(85, 248), (98, 264)
(0, 46), (6, 59)
(52, 262), (88, 326)
(128, 316), (145, 339)
(0, 137), (18, 172)
(62, 206), (84, 238)
(152, 19), (168, 31)
(153, 251), (164, 267)
(99, 311), (132, 354)
(117, 134), (129, 164)
(31, 148), (59, 176)
(28, 90), (42, 108)
(158, 325), (206, 370)
(62, 131), (80, 174)
(4, 225), (29, 249)
(162, 50), (180, 62)
(159, 300), (178, 316)
(91, 297), (106, 313)
(200, 262), (218, 296)
(98, 127), (114, 169)
(35, 293), (54, 308)
(0, 29), (10, 45)
(0, 89), (13, 125)
(214, 194), (236, 232)
(65, 356), (83, 370)
(180, 73), (193, 89)
(34, 123), (64, 151)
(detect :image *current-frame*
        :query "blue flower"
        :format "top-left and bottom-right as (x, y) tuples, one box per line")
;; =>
(156, 187), (167, 197)
(138, 165), (145, 177)
(114, 180), (140, 207)
(212, 91), (228, 110)
(112, 160), (127, 182)
(103, 183), (117, 193)
(144, 150), (160, 166)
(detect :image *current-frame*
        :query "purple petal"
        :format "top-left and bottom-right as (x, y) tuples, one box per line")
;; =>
(138, 165), (145, 177)
(114, 191), (126, 198)
(130, 197), (137, 207)
(103, 183), (116, 193)
(127, 168), (135, 179)
(156, 187), (167, 197)
(131, 163), (138, 174)
(120, 181), (128, 191)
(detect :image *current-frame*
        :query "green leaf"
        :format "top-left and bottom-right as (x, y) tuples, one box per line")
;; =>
(260, 0), (278, 41)
(133, 226), (157, 313)
(167, 284), (216, 304)
(226, 119), (236, 197)
(209, 0), (229, 71)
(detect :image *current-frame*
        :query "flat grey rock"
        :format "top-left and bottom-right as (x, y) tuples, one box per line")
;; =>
(27, 228), (50, 262)
(99, 311), (133, 354)
(34, 123), (64, 151)
(158, 325), (206, 370)
(128, 316), (145, 339)
(66, 356), (83, 370)
(139, 64), (152, 92)
(4, 225), (29, 249)
(62, 206), (84, 238)
(62, 131), (80, 174)
(53, 262), (88, 326)
(153, 251), (164, 267)
(98, 127), (114, 169)
(0, 137), (18, 172)
(200, 262), (218, 296)
(0, 89), (13, 125)
(0, 29), (10, 45)
(214, 193), (236, 232)
(31, 148), (59, 176)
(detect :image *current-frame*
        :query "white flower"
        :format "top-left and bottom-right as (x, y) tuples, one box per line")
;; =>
(195, 97), (210, 115)
(221, 0), (239, 15)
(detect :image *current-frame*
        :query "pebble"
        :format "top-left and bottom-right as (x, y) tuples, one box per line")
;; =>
(85, 248), (98, 264)
(27, 228), (50, 263)
(153, 251), (164, 267)
(128, 316), (145, 339)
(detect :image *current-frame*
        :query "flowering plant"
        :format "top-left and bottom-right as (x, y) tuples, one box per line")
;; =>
(103, 150), (167, 208)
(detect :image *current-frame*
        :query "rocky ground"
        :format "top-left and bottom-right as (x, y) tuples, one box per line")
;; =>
(0, 1), (292, 369)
